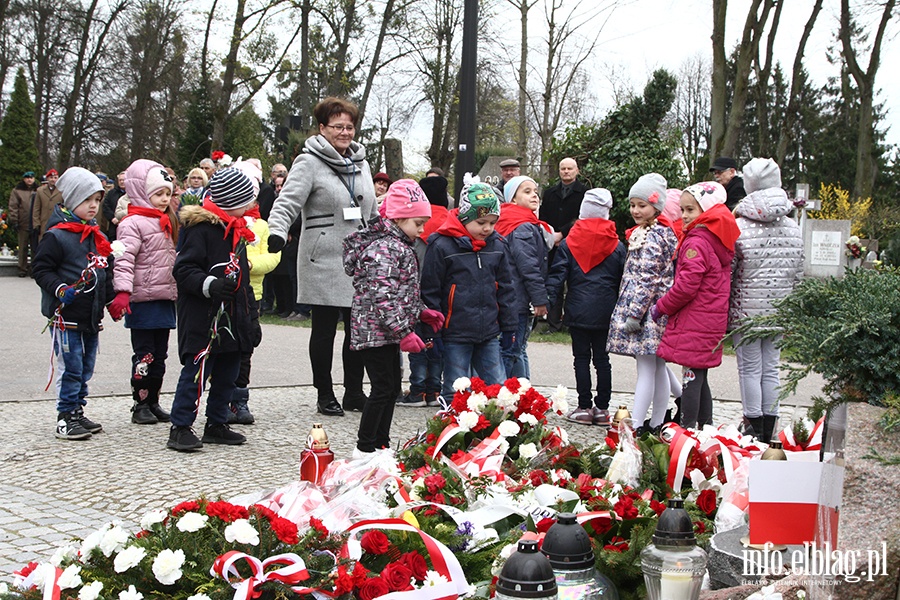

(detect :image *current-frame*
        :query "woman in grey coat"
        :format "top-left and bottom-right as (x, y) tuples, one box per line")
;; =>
(730, 158), (803, 442)
(267, 97), (377, 416)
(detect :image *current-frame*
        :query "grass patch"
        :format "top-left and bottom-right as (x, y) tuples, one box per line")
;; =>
(260, 313), (315, 328)
(529, 329), (572, 345)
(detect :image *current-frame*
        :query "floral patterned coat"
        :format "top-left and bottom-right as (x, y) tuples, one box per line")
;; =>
(606, 222), (677, 357)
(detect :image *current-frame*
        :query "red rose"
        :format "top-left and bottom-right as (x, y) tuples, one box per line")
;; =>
(696, 489), (718, 517)
(171, 500), (200, 515)
(382, 563), (414, 591)
(359, 577), (390, 600)
(310, 517), (329, 538)
(399, 551), (428, 582)
(270, 516), (299, 544)
(536, 517), (555, 534)
(205, 501), (249, 523)
(360, 530), (390, 555)
(613, 496), (639, 520)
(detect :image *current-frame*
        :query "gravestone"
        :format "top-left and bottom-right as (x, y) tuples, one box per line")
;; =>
(803, 219), (851, 278)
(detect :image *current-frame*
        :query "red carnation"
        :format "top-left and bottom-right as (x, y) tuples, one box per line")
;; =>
(472, 413), (491, 432)
(450, 391), (470, 414)
(171, 500), (200, 515)
(252, 504), (277, 521)
(604, 536), (629, 552)
(333, 565), (355, 595)
(614, 496), (639, 520)
(206, 501), (249, 523)
(270, 515), (299, 544)
(650, 500), (666, 516)
(135, 529), (150, 538)
(696, 489), (718, 517)
(536, 517), (555, 534)
(211, 150), (225, 161)
(382, 563), (414, 591)
(504, 378), (521, 393)
(430, 492), (446, 504)
(484, 384), (502, 397)
(351, 562), (370, 587)
(424, 473), (446, 494)
(359, 577), (390, 600)
(528, 470), (549, 486)
(309, 516), (329, 538)
(469, 377), (487, 393)
(398, 551), (428, 582)
(694, 520), (706, 534)
(450, 449), (468, 463)
(360, 530), (390, 555)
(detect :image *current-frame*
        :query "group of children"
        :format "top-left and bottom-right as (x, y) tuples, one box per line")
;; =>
(35, 153), (801, 457)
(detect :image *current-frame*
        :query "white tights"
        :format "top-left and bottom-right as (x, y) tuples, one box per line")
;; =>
(633, 355), (672, 427)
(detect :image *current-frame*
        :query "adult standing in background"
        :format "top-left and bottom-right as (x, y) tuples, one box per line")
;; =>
(267, 97), (377, 417)
(8, 171), (37, 276)
(33, 169), (62, 241)
(709, 157), (746, 211)
(539, 157), (587, 333)
(199, 158), (216, 182)
(101, 172), (126, 241)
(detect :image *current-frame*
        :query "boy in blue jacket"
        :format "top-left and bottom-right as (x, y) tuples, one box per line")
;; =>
(32, 167), (115, 440)
(546, 189), (626, 426)
(420, 178), (517, 403)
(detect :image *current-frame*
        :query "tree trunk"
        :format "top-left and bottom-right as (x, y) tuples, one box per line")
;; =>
(358, 0), (395, 123)
(298, 0), (310, 132)
(325, 0), (357, 98)
(211, 0), (246, 150)
(515, 0), (530, 161)
(754, 0), (782, 156)
(709, 0), (727, 161)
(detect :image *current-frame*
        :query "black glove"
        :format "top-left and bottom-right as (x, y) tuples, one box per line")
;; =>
(268, 235), (285, 253)
(209, 277), (238, 302)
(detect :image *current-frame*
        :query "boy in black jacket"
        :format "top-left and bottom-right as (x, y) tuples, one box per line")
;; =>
(167, 168), (259, 452)
(32, 167), (116, 440)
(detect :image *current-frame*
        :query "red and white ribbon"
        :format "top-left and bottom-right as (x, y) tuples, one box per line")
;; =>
(778, 417), (824, 452)
(210, 551), (310, 600)
(661, 424), (699, 489)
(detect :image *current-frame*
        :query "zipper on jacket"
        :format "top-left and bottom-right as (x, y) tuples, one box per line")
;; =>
(477, 254), (482, 269)
(444, 284), (456, 329)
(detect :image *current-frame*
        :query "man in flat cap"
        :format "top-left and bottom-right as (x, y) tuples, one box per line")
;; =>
(497, 158), (521, 198)
(709, 156), (746, 210)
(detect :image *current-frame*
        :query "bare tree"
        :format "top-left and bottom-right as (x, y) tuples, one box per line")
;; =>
(840, 0), (895, 200)
(505, 0), (538, 160)
(674, 54), (710, 178)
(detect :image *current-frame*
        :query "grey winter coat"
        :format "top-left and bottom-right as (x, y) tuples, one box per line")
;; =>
(729, 187), (803, 330)
(267, 135), (377, 307)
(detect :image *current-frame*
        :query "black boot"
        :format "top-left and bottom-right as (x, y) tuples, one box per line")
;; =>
(228, 387), (255, 425)
(131, 379), (158, 425)
(672, 397), (682, 425)
(743, 416), (765, 440)
(761, 415), (779, 443)
(317, 395), (345, 417)
(145, 377), (170, 422)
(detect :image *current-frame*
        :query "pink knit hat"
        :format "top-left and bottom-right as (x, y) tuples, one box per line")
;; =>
(662, 188), (683, 222)
(379, 179), (432, 219)
(683, 181), (727, 212)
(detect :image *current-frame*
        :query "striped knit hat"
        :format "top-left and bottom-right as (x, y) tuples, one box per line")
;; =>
(208, 167), (257, 209)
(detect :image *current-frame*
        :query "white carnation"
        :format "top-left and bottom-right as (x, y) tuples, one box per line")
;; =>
(497, 420), (520, 437)
(519, 442), (538, 459)
(99, 525), (130, 557)
(467, 392), (488, 413)
(224, 519), (260, 546)
(516, 378), (531, 392)
(113, 546), (146, 573)
(456, 411), (479, 432)
(50, 544), (78, 567)
(551, 385), (568, 401)
(517, 413), (538, 426)
(79, 524), (110, 558)
(175, 512), (208, 532)
(57, 564), (82, 589)
(498, 439), (510, 455)
(152, 549), (185, 585)
(118, 584), (143, 600)
(79, 581), (103, 600)
(452, 377), (471, 391)
(140, 508), (168, 530)
(496, 386), (518, 410)
(109, 240), (127, 258)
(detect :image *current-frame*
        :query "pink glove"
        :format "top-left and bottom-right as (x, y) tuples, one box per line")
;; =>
(109, 292), (132, 321)
(399, 332), (426, 353)
(419, 308), (445, 332)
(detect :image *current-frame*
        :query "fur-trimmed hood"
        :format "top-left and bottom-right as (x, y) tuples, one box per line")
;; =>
(179, 204), (224, 227)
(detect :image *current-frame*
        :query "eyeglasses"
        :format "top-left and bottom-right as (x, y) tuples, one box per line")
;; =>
(325, 124), (355, 133)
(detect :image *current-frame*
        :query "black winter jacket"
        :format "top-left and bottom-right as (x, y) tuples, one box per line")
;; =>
(173, 205), (257, 358)
(32, 205), (114, 332)
(421, 230), (517, 344)
(505, 222), (550, 315)
(545, 238), (626, 330)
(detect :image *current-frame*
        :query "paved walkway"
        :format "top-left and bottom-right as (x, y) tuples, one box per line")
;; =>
(0, 275), (823, 577)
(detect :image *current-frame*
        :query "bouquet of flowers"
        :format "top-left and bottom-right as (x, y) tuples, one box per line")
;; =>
(845, 235), (866, 259)
(179, 191), (203, 207)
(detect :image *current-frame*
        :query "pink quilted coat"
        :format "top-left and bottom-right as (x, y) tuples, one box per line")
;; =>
(656, 226), (734, 369)
(113, 160), (177, 303)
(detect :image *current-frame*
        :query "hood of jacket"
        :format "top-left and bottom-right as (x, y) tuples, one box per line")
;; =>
(343, 216), (410, 275)
(124, 159), (167, 208)
(46, 203), (94, 229)
(690, 226), (734, 268)
(304, 134), (367, 174)
(179, 203), (225, 228)
(734, 187), (791, 223)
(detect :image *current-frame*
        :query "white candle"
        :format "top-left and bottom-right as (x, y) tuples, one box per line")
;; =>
(660, 570), (694, 599)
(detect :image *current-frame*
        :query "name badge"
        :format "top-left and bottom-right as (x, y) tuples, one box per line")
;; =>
(343, 206), (362, 221)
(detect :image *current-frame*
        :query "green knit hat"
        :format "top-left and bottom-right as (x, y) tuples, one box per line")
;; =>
(457, 180), (500, 224)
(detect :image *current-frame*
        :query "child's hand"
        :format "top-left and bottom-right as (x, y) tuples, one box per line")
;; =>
(624, 316), (642, 333)
(400, 332), (426, 353)
(419, 308), (445, 332)
(500, 330), (516, 351)
(649, 304), (662, 322)
(425, 337), (443, 360)
(57, 285), (77, 305)
(209, 277), (238, 302)
(109, 292), (131, 320)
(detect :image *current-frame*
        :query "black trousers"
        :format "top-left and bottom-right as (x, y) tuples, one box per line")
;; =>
(356, 344), (401, 452)
(680, 367), (712, 429)
(130, 329), (170, 380)
(309, 305), (365, 400)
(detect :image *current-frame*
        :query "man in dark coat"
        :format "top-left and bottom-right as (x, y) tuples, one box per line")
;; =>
(709, 156), (746, 211)
(101, 172), (126, 241)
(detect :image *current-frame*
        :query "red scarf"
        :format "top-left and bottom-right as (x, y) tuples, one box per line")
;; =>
(50, 221), (112, 256)
(436, 208), (487, 251)
(420, 204), (449, 242)
(494, 203), (552, 238)
(684, 203), (741, 251)
(565, 219), (620, 273)
(125, 205), (172, 238)
(244, 206), (261, 219)
(202, 198), (256, 248)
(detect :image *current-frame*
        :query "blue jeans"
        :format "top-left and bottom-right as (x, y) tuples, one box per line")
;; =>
(501, 313), (532, 379)
(408, 348), (442, 395)
(170, 351), (241, 427)
(53, 328), (99, 413)
(441, 338), (505, 400)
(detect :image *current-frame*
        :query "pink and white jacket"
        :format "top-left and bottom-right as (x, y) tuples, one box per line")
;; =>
(113, 160), (177, 303)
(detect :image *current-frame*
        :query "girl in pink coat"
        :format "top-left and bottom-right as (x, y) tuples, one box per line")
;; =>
(109, 160), (180, 426)
(651, 182), (740, 429)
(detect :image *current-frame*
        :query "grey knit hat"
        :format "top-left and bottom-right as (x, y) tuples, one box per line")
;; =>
(208, 167), (256, 210)
(628, 173), (667, 212)
(57, 167), (104, 211)
(579, 188), (613, 220)
(743, 158), (781, 194)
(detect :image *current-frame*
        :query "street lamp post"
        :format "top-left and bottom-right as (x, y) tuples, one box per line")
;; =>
(454, 0), (479, 196)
